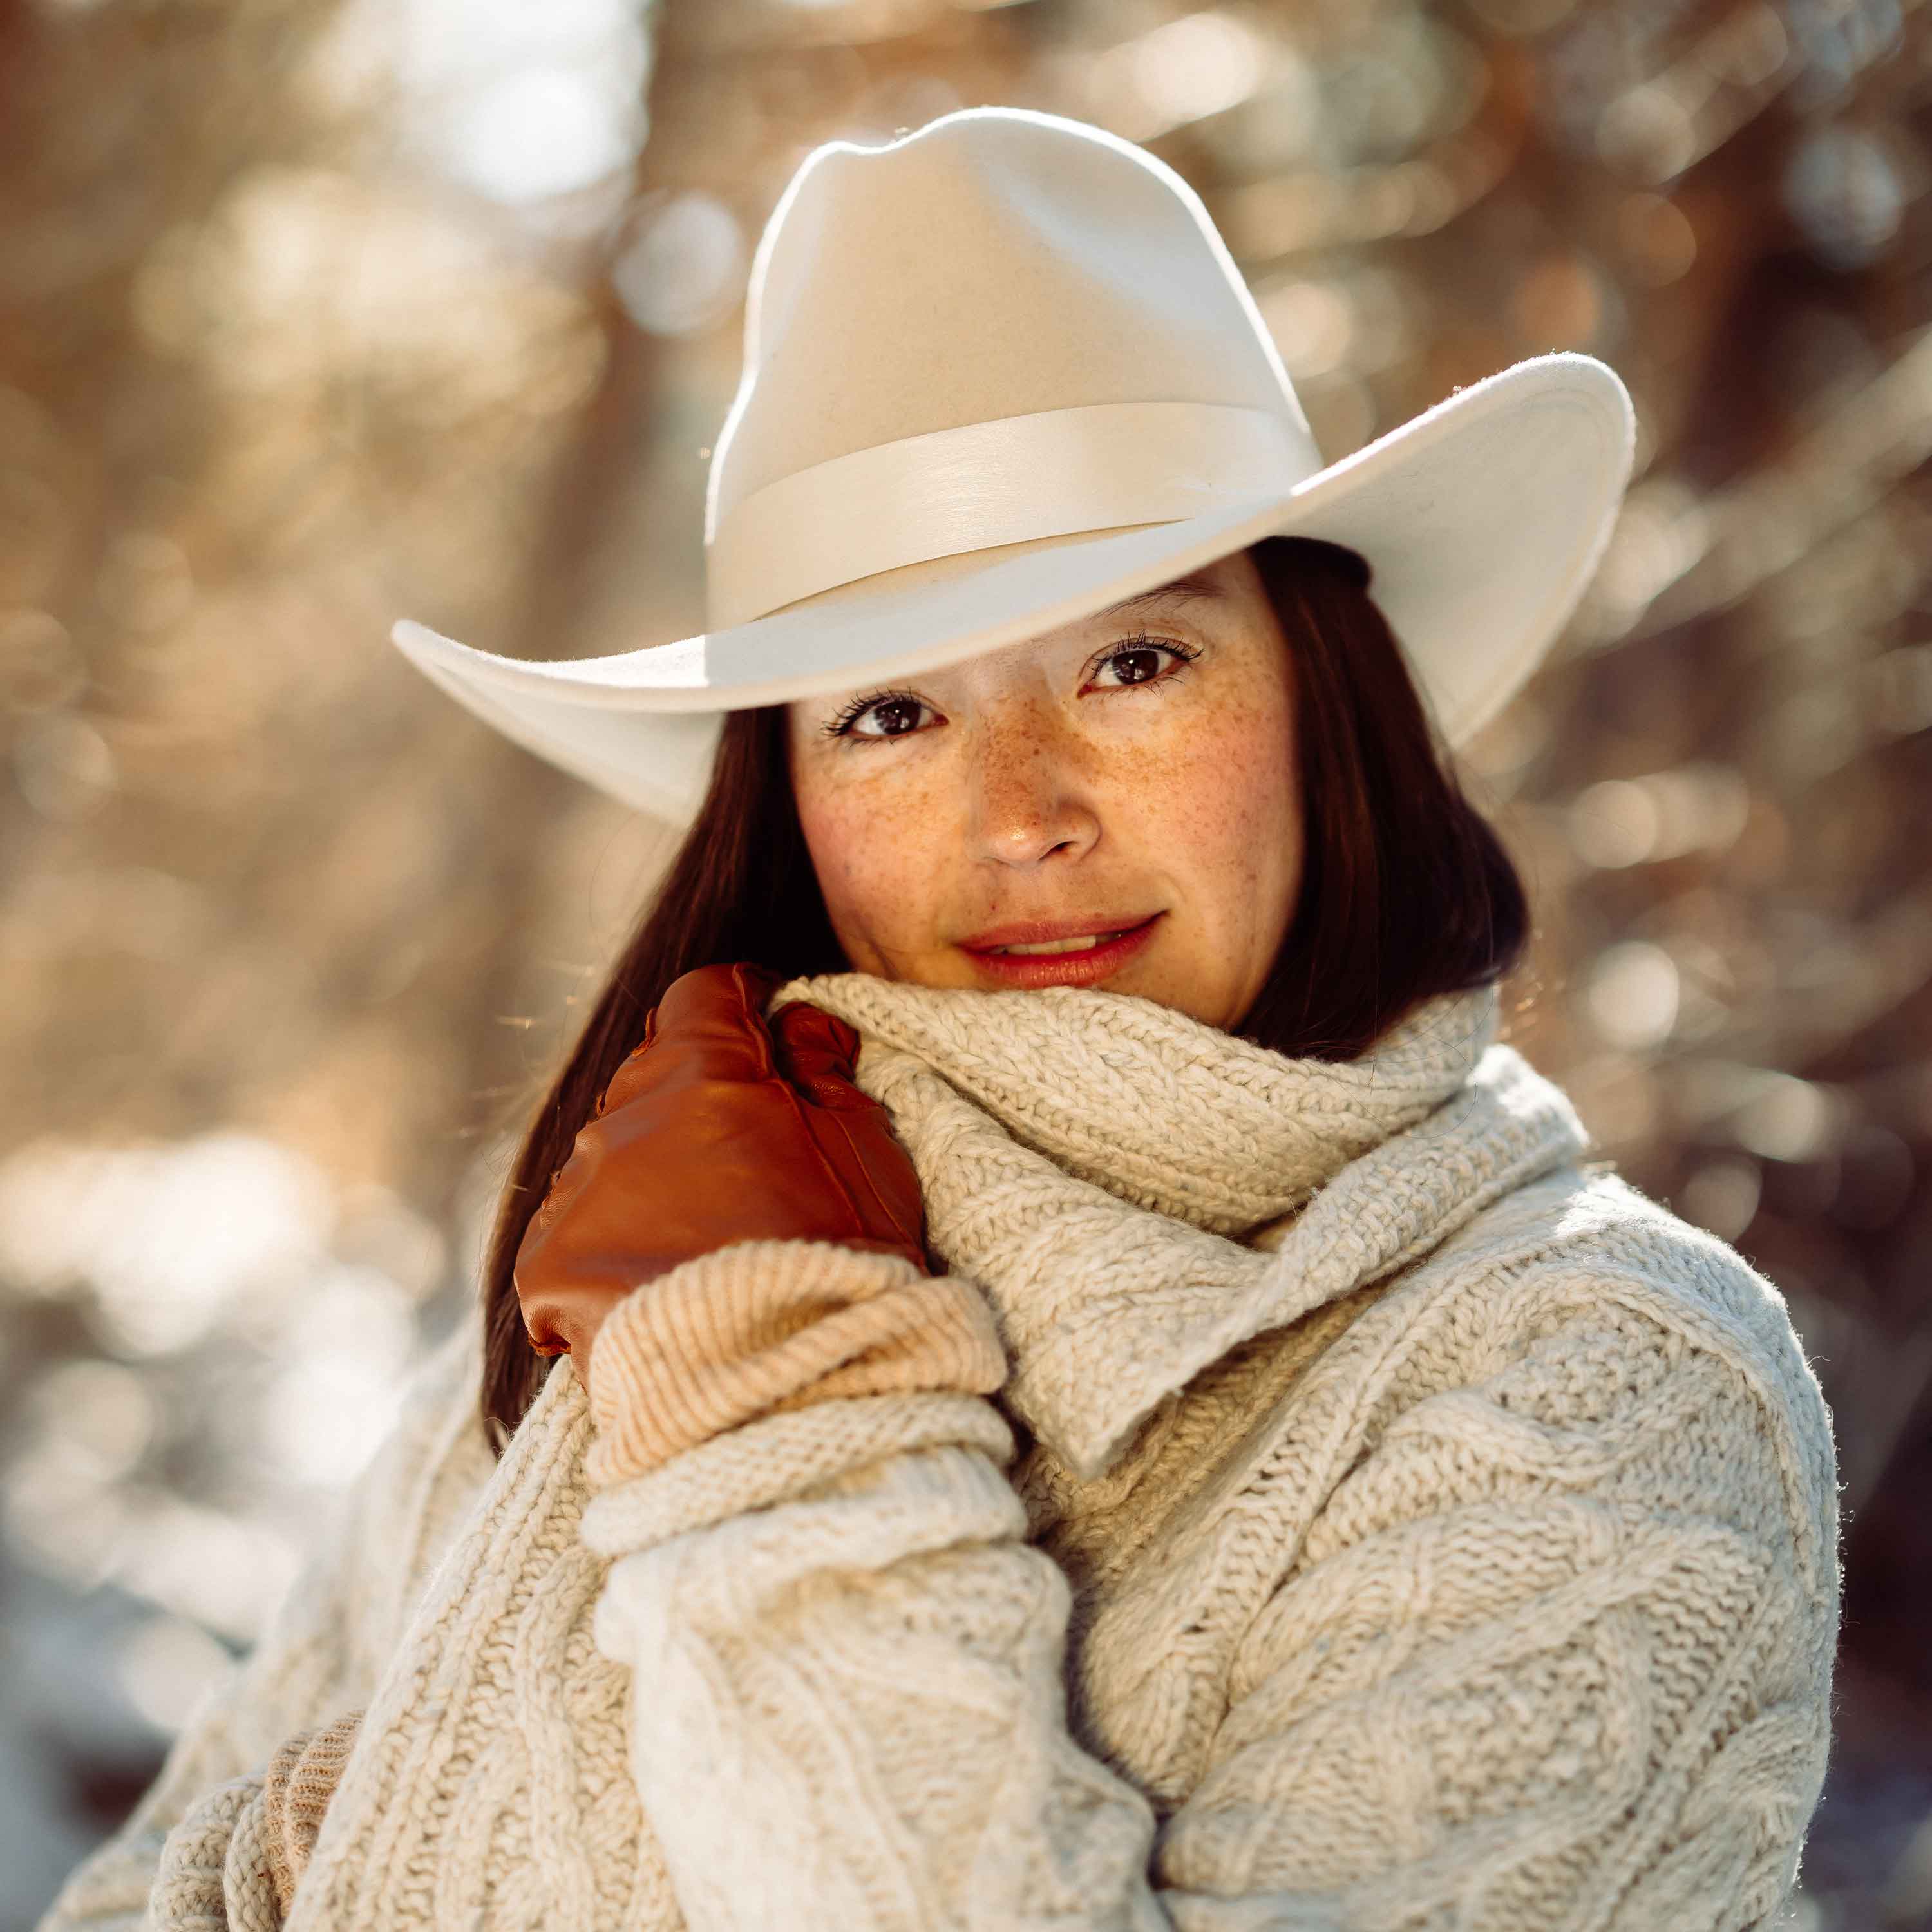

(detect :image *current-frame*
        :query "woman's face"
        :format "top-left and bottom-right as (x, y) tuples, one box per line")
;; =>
(785, 547), (1303, 1032)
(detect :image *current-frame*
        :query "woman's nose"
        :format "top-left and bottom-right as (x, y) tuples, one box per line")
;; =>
(967, 710), (1100, 869)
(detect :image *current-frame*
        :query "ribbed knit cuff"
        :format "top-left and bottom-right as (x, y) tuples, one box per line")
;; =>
(583, 1240), (1008, 1492)
(254, 1708), (365, 1917)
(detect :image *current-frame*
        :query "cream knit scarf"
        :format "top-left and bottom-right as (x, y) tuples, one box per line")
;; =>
(761, 969), (1578, 1481)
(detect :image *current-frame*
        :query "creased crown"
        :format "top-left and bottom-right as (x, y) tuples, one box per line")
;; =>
(703, 108), (1320, 596)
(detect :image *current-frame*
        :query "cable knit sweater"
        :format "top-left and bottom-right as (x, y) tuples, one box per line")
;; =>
(37, 974), (1840, 1932)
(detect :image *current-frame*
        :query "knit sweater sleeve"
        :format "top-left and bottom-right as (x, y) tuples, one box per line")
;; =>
(35, 1310), (491, 1932)
(1151, 1263), (1841, 1929)
(578, 1238), (1173, 1931)
(579, 1238), (1837, 1932)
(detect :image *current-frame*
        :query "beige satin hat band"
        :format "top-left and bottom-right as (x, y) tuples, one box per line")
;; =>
(706, 401), (1317, 631)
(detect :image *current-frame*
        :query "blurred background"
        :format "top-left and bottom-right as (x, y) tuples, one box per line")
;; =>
(1, 0), (1927, 1924)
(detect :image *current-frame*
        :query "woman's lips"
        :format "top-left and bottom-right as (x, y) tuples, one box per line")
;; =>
(958, 913), (1164, 989)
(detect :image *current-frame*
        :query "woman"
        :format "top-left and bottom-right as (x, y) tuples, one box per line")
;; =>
(41, 108), (1837, 1932)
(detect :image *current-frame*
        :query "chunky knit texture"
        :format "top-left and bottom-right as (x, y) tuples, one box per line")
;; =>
(139, 1709), (368, 1927)
(37, 974), (1840, 1932)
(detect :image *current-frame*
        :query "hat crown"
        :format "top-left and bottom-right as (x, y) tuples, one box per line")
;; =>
(703, 109), (1321, 625)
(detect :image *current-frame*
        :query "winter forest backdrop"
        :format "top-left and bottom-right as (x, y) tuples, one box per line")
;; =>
(1, 0), (1929, 1924)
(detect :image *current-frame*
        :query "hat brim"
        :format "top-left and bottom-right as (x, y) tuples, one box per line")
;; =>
(390, 350), (1633, 824)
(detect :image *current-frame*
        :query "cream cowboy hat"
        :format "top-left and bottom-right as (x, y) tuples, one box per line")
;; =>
(390, 106), (1636, 826)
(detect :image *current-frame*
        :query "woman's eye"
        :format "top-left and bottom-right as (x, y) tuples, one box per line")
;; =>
(842, 694), (931, 739)
(1089, 640), (1196, 688)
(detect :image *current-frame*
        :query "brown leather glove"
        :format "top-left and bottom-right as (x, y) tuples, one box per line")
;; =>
(513, 961), (929, 1367)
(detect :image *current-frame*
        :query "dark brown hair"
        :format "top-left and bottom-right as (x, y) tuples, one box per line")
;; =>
(473, 535), (1530, 1453)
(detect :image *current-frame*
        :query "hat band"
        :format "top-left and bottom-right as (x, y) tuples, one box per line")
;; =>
(704, 399), (1318, 631)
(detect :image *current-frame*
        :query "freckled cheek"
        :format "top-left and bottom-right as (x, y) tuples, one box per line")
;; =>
(798, 784), (951, 959)
(1123, 717), (1298, 907)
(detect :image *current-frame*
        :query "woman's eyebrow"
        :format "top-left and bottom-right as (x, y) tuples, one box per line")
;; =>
(1093, 571), (1227, 623)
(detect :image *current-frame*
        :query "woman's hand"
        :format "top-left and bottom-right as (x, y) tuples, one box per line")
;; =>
(513, 961), (929, 1367)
